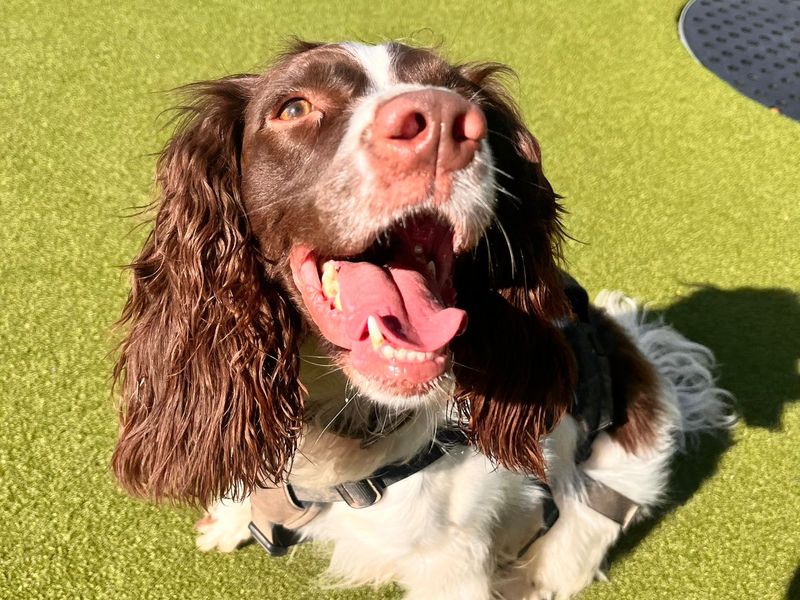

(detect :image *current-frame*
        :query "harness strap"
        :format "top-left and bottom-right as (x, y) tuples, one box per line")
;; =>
(249, 429), (467, 556)
(582, 474), (639, 529)
(287, 428), (468, 507)
(248, 484), (321, 556)
(562, 272), (640, 530)
(515, 495), (559, 559)
(561, 273), (615, 463)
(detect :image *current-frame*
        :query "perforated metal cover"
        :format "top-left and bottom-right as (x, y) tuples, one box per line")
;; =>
(679, 0), (800, 119)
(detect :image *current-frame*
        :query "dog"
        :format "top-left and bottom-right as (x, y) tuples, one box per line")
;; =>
(112, 40), (733, 599)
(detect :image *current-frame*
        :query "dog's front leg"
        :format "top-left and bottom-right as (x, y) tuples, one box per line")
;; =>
(398, 528), (495, 600)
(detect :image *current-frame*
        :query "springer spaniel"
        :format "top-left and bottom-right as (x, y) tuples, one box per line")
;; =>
(112, 41), (733, 599)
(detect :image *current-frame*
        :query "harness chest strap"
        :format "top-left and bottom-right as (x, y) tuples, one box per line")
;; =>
(249, 430), (462, 556)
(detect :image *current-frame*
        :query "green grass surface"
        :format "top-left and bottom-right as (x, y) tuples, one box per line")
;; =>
(1, 1), (798, 598)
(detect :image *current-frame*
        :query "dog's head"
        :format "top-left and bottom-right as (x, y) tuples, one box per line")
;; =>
(113, 41), (574, 505)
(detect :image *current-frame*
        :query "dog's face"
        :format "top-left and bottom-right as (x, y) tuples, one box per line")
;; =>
(113, 41), (574, 504)
(239, 43), (498, 403)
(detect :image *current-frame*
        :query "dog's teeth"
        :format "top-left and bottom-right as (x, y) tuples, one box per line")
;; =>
(426, 261), (436, 278)
(367, 316), (384, 350)
(321, 261), (343, 310)
(380, 344), (394, 359)
(321, 261), (339, 300)
(414, 244), (424, 255)
(395, 348), (407, 360)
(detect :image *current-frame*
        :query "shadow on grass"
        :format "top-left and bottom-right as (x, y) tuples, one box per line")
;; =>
(609, 284), (799, 566)
(666, 285), (799, 430)
(787, 565), (800, 600)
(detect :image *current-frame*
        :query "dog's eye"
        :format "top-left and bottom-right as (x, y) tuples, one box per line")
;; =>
(277, 98), (313, 120)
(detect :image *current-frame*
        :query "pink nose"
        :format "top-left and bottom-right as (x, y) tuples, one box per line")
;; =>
(371, 90), (487, 173)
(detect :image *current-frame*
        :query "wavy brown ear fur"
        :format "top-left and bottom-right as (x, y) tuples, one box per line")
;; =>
(453, 64), (575, 480)
(112, 76), (303, 506)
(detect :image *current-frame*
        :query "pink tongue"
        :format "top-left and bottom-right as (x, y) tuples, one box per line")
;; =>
(336, 261), (466, 352)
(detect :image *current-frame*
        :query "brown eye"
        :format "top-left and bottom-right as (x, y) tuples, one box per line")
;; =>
(277, 98), (312, 120)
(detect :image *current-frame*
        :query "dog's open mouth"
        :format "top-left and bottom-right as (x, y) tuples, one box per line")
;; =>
(290, 213), (467, 390)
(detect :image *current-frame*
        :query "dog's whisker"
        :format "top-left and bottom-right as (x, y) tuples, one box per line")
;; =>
(312, 392), (356, 448)
(492, 214), (516, 277)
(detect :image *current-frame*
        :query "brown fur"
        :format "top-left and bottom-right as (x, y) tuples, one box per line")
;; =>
(112, 76), (304, 507)
(591, 307), (663, 452)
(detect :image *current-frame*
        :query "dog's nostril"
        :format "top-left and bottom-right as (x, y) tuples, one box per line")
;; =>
(393, 112), (426, 140)
(452, 114), (468, 142)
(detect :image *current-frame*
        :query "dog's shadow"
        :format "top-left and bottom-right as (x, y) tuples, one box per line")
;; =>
(608, 284), (800, 567)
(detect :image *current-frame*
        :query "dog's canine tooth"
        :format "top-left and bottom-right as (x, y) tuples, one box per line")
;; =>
(367, 315), (385, 349)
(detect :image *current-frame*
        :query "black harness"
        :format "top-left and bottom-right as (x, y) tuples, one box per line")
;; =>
(249, 275), (638, 558)
(562, 273), (615, 462)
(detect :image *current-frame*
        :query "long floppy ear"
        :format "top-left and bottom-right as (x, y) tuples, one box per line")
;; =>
(452, 64), (575, 480)
(112, 76), (304, 506)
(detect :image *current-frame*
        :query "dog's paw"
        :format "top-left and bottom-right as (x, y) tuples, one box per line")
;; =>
(521, 567), (606, 600)
(195, 496), (252, 552)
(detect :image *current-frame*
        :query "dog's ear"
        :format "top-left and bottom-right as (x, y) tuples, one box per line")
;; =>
(452, 64), (575, 480)
(112, 76), (304, 506)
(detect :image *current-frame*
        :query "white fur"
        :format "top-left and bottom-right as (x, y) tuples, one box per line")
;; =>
(329, 80), (497, 255)
(343, 42), (394, 92)
(197, 292), (733, 599)
(596, 290), (736, 439)
(328, 45), (498, 256)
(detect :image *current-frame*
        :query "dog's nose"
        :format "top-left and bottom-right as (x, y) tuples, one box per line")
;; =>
(371, 90), (486, 173)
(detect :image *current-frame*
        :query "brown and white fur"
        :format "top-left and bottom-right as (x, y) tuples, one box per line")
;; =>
(112, 41), (733, 599)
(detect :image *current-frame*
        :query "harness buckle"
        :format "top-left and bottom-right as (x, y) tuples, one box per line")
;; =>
(248, 522), (300, 557)
(335, 478), (384, 508)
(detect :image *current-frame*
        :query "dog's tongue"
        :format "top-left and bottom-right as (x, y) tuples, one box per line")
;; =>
(334, 260), (466, 352)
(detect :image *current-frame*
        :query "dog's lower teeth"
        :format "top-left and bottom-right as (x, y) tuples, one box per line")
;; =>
(375, 343), (438, 363)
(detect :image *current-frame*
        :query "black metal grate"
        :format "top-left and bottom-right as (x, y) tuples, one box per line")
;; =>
(679, 0), (800, 120)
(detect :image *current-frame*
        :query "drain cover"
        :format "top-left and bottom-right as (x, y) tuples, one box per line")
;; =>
(679, 0), (800, 119)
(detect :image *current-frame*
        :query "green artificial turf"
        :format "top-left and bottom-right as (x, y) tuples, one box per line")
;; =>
(1, 1), (798, 598)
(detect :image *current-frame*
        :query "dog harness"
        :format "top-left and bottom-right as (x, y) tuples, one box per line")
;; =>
(561, 274), (640, 529)
(249, 275), (639, 557)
